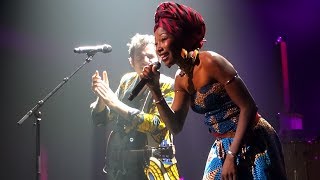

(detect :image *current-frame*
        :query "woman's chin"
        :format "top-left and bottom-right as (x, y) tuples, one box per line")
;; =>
(164, 61), (173, 68)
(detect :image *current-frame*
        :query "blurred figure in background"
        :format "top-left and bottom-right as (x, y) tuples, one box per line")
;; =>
(90, 33), (180, 180)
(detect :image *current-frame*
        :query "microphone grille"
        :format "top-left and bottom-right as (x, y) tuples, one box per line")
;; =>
(153, 61), (161, 70)
(102, 44), (112, 53)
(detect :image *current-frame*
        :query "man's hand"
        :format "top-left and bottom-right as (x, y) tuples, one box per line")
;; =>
(91, 70), (117, 107)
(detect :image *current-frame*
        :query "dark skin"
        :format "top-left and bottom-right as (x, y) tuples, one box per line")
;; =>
(141, 27), (257, 180)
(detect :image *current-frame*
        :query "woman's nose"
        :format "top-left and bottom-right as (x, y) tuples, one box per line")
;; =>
(156, 44), (163, 54)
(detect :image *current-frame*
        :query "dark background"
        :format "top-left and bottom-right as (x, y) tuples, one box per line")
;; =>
(1, 0), (319, 179)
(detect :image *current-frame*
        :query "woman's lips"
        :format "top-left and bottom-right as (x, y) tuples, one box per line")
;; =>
(160, 53), (169, 61)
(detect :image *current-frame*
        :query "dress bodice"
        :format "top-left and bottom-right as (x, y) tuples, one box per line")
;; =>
(190, 82), (240, 134)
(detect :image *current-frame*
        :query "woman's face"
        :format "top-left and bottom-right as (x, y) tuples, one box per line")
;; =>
(154, 27), (181, 68)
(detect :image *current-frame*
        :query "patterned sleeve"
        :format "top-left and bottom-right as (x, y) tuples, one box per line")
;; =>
(91, 106), (109, 127)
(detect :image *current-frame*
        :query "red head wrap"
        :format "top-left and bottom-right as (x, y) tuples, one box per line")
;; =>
(154, 2), (206, 51)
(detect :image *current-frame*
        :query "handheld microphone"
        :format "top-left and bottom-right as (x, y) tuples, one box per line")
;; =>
(74, 44), (112, 54)
(128, 62), (161, 101)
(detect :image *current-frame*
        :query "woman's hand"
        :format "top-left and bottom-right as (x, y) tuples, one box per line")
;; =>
(140, 63), (161, 91)
(221, 154), (237, 180)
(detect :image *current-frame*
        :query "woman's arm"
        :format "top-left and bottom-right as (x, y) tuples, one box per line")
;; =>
(206, 52), (257, 179)
(208, 52), (257, 155)
(145, 66), (191, 135)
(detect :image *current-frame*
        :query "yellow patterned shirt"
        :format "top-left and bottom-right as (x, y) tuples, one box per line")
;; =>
(91, 72), (178, 168)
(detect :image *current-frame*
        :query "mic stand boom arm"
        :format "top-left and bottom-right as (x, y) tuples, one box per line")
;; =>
(17, 52), (96, 180)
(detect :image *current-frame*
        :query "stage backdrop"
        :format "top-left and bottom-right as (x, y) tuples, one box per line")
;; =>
(1, 0), (319, 179)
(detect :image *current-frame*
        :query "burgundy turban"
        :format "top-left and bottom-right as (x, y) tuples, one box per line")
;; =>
(154, 2), (206, 51)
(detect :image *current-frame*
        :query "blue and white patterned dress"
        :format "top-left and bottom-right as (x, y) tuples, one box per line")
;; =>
(190, 82), (287, 180)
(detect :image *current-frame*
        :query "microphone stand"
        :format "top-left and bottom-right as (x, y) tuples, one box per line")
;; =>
(17, 52), (97, 180)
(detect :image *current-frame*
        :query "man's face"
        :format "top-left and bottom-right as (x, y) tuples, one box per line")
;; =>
(132, 43), (159, 74)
